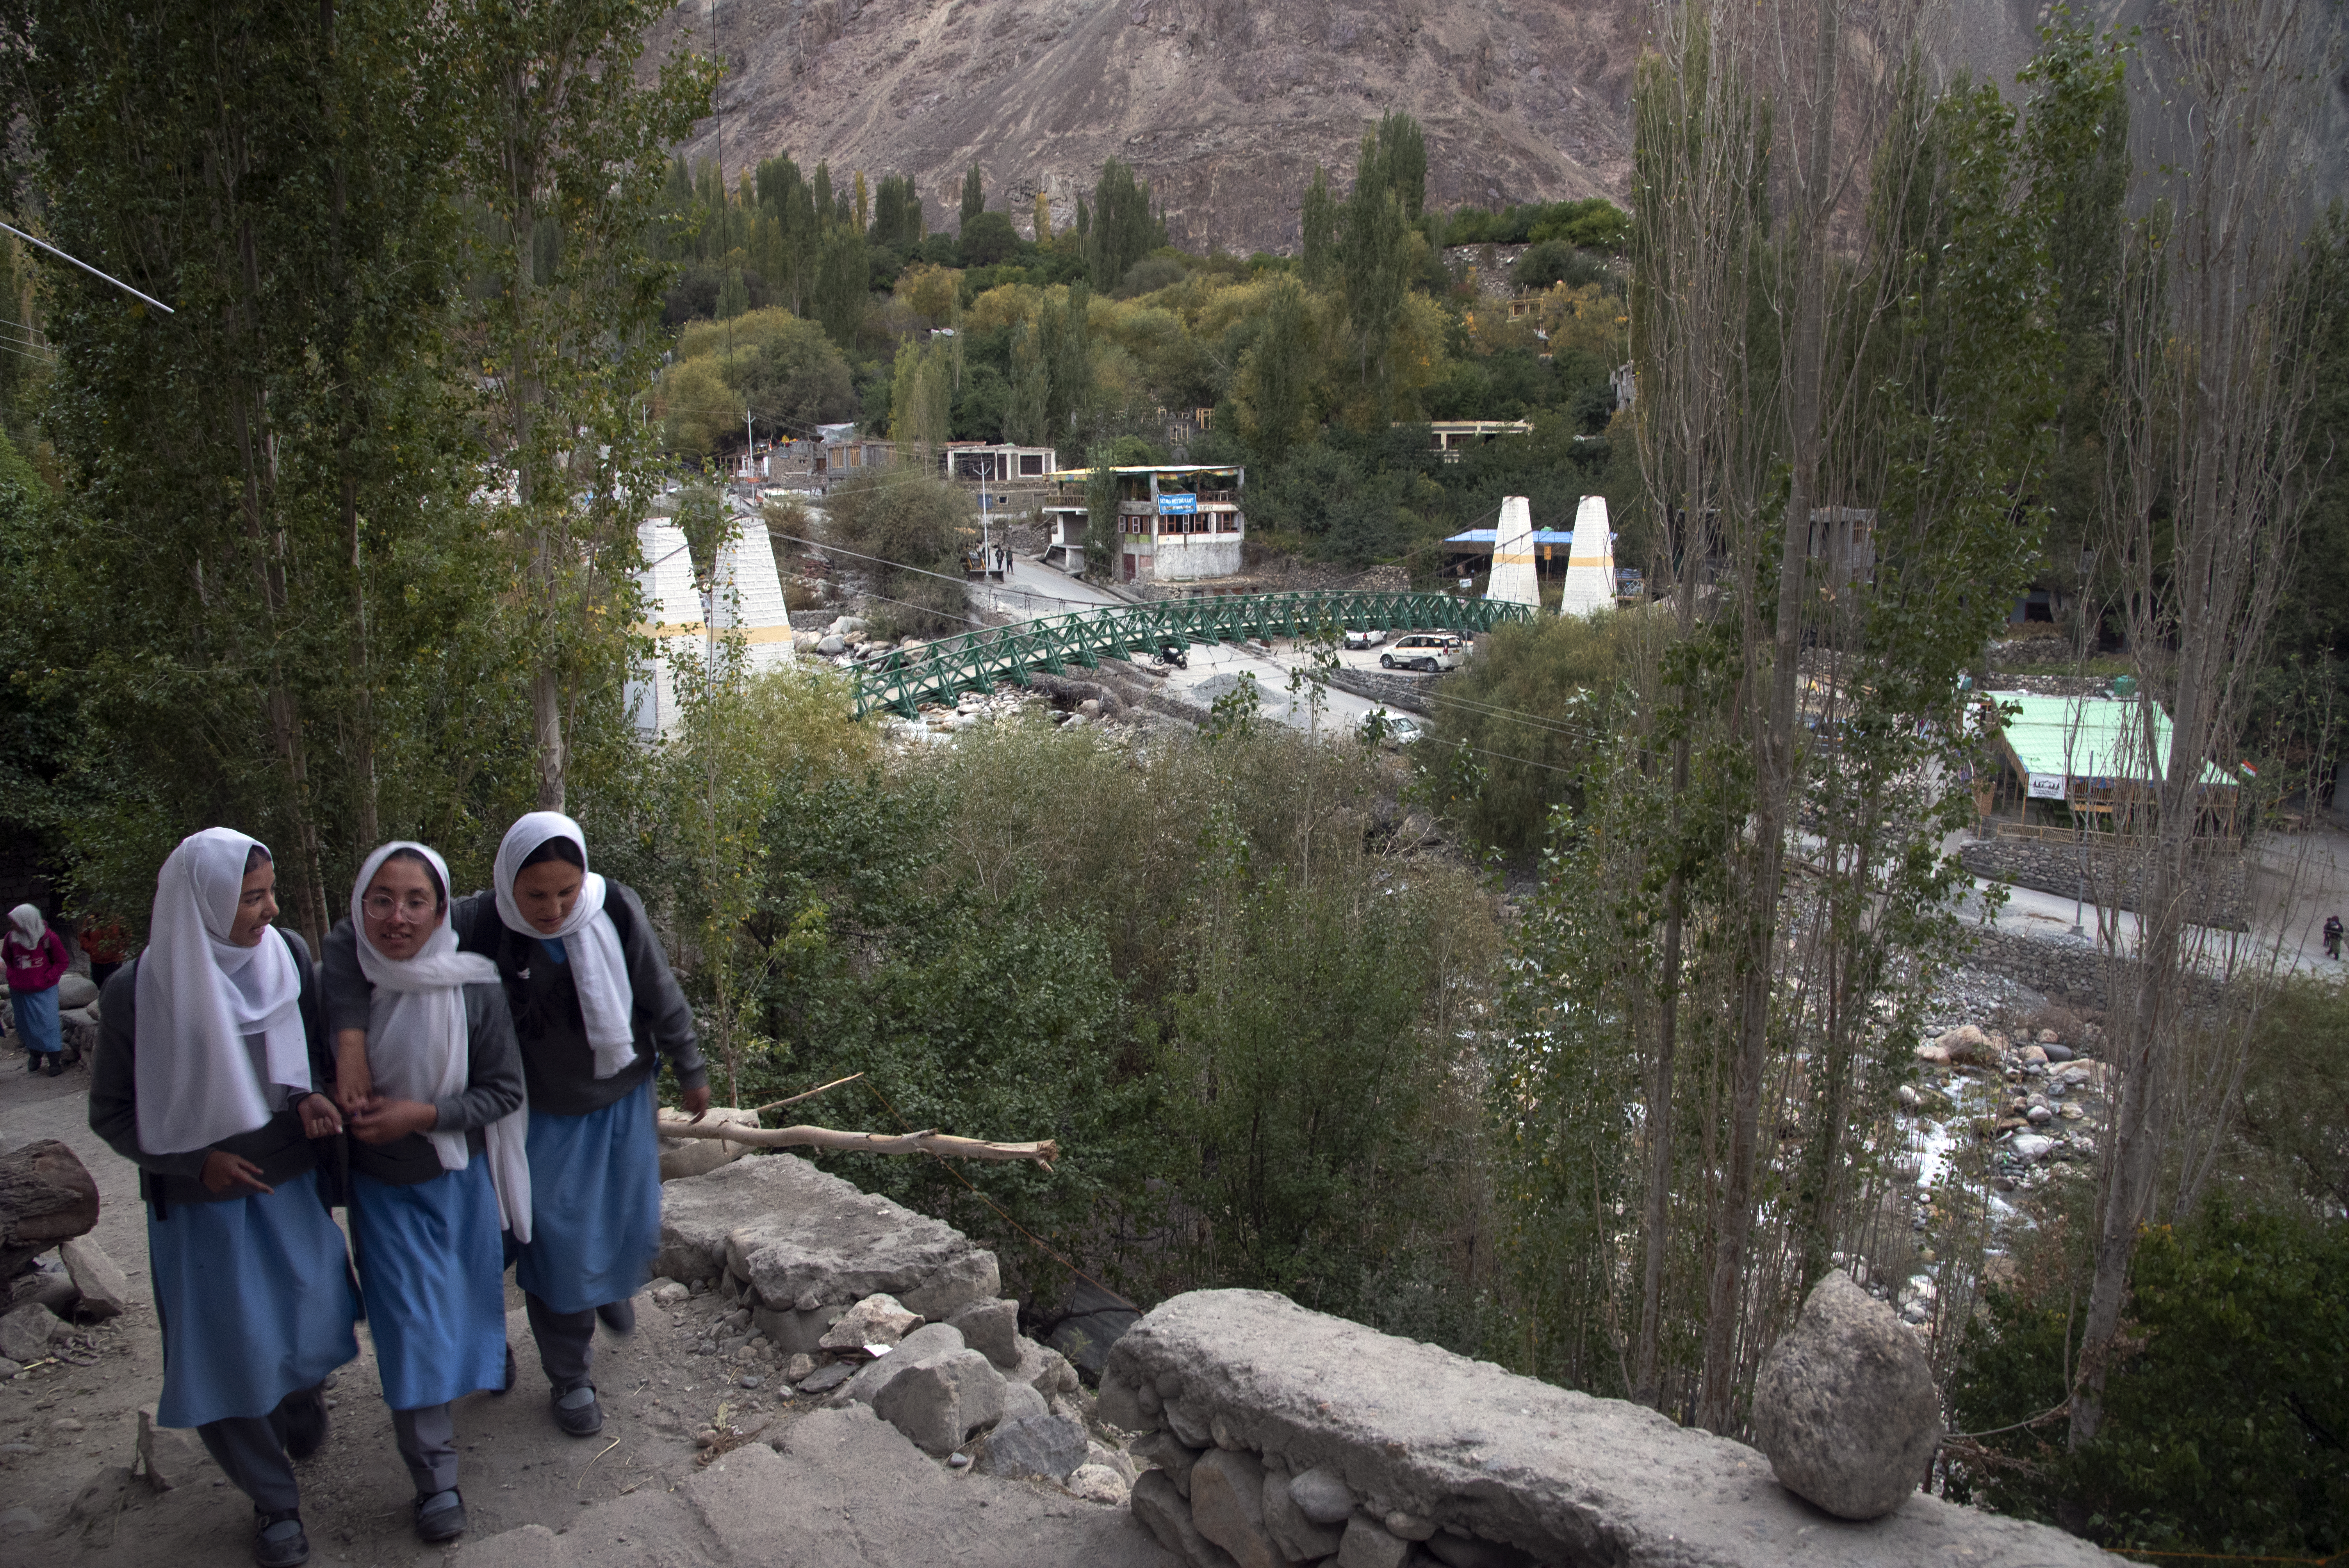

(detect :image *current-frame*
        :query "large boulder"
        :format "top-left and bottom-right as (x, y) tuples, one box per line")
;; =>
(1751, 1271), (1944, 1521)
(56, 974), (99, 1010)
(0, 1140), (101, 1276)
(59, 1237), (128, 1320)
(653, 1154), (998, 1340)
(975, 1412), (1089, 1483)
(0, 1303), (62, 1365)
(870, 1348), (1004, 1456)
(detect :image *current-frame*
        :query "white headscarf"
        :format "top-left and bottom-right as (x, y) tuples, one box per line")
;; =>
(7, 904), (45, 950)
(492, 812), (636, 1080)
(351, 841), (532, 1241)
(134, 828), (312, 1156)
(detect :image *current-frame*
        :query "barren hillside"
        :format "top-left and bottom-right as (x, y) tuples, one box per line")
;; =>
(657, 0), (1652, 255)
(656, 0), (2348, 258)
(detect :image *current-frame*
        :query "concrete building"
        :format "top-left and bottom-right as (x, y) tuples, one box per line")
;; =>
(939, 442), (1056, 485)
(1041, 464), (1245, 583)
(1424, 420), (1533, 462)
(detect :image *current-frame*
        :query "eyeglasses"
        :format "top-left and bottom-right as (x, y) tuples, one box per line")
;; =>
(362, 893), (440, 920)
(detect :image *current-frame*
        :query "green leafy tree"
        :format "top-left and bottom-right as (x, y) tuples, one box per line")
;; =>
(960, 165), (984, 228)
(1087, 159), (1163, 292)
(1299, 166), (1338, 290)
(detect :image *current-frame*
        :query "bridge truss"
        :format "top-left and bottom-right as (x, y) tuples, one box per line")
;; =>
(852, 590), (1536, 719)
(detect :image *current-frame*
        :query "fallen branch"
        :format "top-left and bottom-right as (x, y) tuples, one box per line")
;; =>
(658, 1112), (1057, 1167)
(749, 1073), (863, 1115)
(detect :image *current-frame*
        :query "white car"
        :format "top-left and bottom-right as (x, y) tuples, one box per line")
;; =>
(1343, 627), (1387, 649)
(1380, 634), (1459, 672)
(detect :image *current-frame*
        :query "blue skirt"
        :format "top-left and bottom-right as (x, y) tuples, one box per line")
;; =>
(351, 1163), (508, 1411)
(12, 985), (59, 1053)
(514, 1078), (661, 1315)
(149, 1169), (360, 1429)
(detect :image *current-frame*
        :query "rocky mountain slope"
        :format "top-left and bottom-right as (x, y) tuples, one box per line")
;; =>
(656, 0), (2348, 258)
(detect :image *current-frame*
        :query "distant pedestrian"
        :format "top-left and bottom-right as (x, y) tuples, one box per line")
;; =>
(81, 916), (131, 992)
(2325, 914), (2342, 961)
(5, 903), (70, 1075)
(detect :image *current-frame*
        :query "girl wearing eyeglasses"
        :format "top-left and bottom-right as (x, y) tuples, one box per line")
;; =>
(87, 829), (357, 1568)
(319, 843), (526, 1545)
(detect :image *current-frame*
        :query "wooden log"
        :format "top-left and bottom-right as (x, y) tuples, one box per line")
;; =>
(656, 1111), (1057, 1168)
(0, 1139), (101, 1276)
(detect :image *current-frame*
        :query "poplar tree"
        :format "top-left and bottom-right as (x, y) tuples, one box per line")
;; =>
(961, 165), (985, 229)
(1087, 159), (1162, 291)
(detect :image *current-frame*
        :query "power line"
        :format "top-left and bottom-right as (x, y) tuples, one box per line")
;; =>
(0, 221), (175, 314)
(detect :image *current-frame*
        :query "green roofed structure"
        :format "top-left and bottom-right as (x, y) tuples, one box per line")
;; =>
(1984, 693), (2240, 832)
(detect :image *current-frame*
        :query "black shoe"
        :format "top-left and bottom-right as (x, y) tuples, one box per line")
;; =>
(596, 1297), (636, 1336)
(23, 1051), (37, 1073)
(414, 1489), (466, 1543)
(492, 1342), (517, 1395)
(551, 1379), (602, 1437)
(43, 1053), (61, 1077)
(281, 1386), (328, 1461)
(253, 1508), (309, 1568)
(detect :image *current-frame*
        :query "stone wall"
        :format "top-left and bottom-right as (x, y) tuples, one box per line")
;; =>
(1958, 837), (2249, 931)
(1322, 667), (1445, 716)
(1962, 924), (2226, 1007)
(1099, 1289), (2107, 1568)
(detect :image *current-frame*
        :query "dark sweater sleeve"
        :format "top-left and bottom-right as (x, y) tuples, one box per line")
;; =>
(614, 883), (708, 1092)
(318, 920), (373, 1035)
(433, 983), (526, 1134)
(89, 964), (209, 1182)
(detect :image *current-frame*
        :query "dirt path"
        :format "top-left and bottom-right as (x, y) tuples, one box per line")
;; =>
(0, 1058), (848, 1566)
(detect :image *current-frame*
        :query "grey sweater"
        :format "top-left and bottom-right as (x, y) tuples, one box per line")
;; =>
(447, 884), (707, 1117)
(317, 920), (526, 1186)
(88, 930), (331, 1209)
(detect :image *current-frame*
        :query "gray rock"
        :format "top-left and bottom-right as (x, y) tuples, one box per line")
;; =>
(2009, 1133), (2058, 1161)
(10, 1268), (78, 1316)
(817, 1292), (921, 1351)
(1066, 1463), (1132, 1506)
(839, 1322), (966, 1406)
(1132, 1429), (1205, 1497)
(871, 1348), (1004, 1455)
(1424, 1530), (1533, 1568)
(1384, 1510), (1435, 1541)
(1162, 1398), (1213, 1448)
(796, 1362), (854, 1394)
(1286, 1465), (1354, 1527)
(60, 1235), (128, 1319)
(1101, 1288), (2108, 1567)
(1189, 1448), (1279, 1568)
(997, 1381), (1050, 1424)
(816, 634), (848, 656)
(947, 1297), (1021, 1370)
(977, 1413), (1089, 1482)
(1339, 1512), (1411, 1568)
(2042, 1042), (2075, 1062)
(1752, 1271), (1944, 1521)
(137, 1406), (201, 1491)
(1131, 1469), (1241, 1568)
(1264, 1463), (1344, 1560)
(0, 1506), (40, 1536)
(0, 1360), (20, 1380)
(1008, 1334), (1081, 1398)
(656, 1154), (999, 1328)
(1087, 1439), (1139, 1486)
(57, 973), (98, 1009)
(0, 1303), (61, 1365)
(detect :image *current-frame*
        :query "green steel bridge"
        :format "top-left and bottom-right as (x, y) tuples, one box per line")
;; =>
(853, 590), (1536, 719)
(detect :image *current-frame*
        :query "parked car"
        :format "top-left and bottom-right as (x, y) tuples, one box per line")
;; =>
(1361, 710), (1425, 747)
(1380, 634), (1459, 672)
(1343, 627), (1387, 649)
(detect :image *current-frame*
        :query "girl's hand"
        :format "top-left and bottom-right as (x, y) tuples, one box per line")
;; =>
(201, 1150), (272, 1196)
(348, 1098), (437, 1146)
(333, 1028), (374, 1115)
(298, 1093), (344, 1139)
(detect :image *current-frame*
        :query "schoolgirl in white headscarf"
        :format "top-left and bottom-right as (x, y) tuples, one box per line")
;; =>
(322, 841), (528, 1545)
(87, 827), (358, 1568)
(438, 811), (709, 1441)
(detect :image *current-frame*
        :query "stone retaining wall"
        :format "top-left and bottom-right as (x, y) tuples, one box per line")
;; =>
(1958, 837), (2248, 931)
(1961, 925), (2226, 1007)
(1100, 1289), (2107, 1568)
(1322, 667), (1446, 716)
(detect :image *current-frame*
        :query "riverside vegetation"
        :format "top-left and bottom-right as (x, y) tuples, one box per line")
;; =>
(2, 1), (2346, 1561)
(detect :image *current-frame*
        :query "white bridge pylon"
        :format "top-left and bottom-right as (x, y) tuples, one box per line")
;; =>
(1485, 495), (1541, 610)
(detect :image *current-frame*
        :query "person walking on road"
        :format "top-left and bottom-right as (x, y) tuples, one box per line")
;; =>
(2325, 913), (2342, 961)
(88, 829), (357, 1568)
(6, 903), (71, 1075)
(449, 812), (708, 1438)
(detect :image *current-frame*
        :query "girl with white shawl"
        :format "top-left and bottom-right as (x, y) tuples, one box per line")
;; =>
(319, 842), (526, 1547)
(440, 812), (709, 1440)
(87, 828), (357, 1568)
